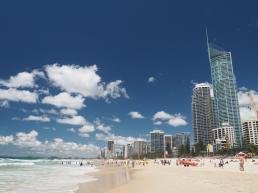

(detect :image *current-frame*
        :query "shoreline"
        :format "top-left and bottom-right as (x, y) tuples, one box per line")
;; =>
(75, 166), (132, 193)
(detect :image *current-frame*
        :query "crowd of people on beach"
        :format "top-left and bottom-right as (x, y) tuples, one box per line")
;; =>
(60, 160), (94, 167)
(103, 159), (149, 168)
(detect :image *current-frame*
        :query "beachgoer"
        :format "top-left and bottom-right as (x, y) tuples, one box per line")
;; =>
(239, 157), (244, 171)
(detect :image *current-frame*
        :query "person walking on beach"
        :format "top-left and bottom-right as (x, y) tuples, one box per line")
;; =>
(239, 156), (245, 171)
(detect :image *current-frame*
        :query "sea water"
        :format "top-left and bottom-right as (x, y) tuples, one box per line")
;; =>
(0, 158), (97, 193)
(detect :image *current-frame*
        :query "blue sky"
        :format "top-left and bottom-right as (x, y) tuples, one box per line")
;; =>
(0, 1), (258, 157)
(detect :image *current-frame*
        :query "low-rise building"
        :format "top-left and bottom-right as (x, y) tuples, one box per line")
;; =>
(242, 120), (258, 146)
(212, 123), (235, 150)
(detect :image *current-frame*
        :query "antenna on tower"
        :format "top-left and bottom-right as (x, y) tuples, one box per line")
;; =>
(206, 28), (211, 63)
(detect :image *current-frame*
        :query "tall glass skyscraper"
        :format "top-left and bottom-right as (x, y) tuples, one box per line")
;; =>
(207, 42), (242, 146)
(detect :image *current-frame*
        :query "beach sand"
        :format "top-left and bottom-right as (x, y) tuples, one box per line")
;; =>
(108, 164), (258, 193)
(77, 159), (258, 193)
(76, 166), (130, 193)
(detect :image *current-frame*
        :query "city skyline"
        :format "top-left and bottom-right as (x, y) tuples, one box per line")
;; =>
(0, 1), (258, 157)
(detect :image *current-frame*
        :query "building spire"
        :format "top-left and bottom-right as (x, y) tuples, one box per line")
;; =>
(206, 28), (211, 63)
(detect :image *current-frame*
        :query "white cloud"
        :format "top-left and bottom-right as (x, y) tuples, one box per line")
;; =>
(167, 114), (188, 127)
(153, 111), (187, 127)
(60, 108), (78, 116)
(15, 130), (41, 147)
(128, 111), (144, 119)
(96, 132), (145, 146)
(104, 80), (129, 100)
(78, 123), (95, 138)
(154, 121), (162, 125)
(0, 135), (14, 145)
(57, 115), (86, 125)
(111, 117), (121, 123)
(45, 64), (128, 100)
(0, 70), (44, 88)
(0, 88), (38, 103)
(42, 92), (85, 109)
(67, 128), (76, 133)
(238, 89), (258, 121)
(23, 115), (50, 122)
(147, 76), (156, 83)
(153, 111), (172, 120)
(0, 130), (99, 157)
(0, 100), (9, 108)
(32, 108), (58, 115)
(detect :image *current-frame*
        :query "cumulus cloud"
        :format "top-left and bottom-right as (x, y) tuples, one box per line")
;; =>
(152, 111), (187, 127)
(0, 100), (9, 108)
(128, 111), (144, 119)
(60, 108), (78, 116)
(78, 123), (95, 137)
(0, 130), (99, 157)
(111, 117), (121, 123)
(94, 120), (112, 134)
(15, 130), (41, 147)
(45, 64), (128, 100)
(0, 135), (14, 145)
(57, 115), (87, 125)
(147, 76), (156, 83)
(238, 89), (258, 121)
(67, 128), (76, 133)
(0, 70), (44, 88)
(104, 80), (129, 100)
(154, 121), (162, 125)
(23, 115), (50, 122)
(95, 132), (145, 146)
(42, 92), (85, 109)
(0, 88), (38, 103)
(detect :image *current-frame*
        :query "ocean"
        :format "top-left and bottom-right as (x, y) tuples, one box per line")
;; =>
(0, 158), (97, 193)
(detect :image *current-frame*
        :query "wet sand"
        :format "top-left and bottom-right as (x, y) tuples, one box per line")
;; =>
(75, 166), (131, 193)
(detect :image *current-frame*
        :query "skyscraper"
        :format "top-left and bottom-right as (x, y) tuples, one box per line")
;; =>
(150, 130), (164, 153)
(107, 140), (115, 158)
(192, 83), (216, 146)
(207, 40), (242, 146)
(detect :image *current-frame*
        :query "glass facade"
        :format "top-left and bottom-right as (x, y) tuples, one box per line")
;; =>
(208, 43), (242, 146)
(192, 83), (216, 146)
(150, 130), (164, 153)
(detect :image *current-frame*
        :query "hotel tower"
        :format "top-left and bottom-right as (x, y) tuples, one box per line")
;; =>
(207, 39), (242, 146)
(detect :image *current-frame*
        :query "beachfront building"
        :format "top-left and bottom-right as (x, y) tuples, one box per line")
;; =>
(192, 83), (216, 146)
(107, 140), (115, 158)
(123, 144), (133, 159)
(242, 120), (258, 146)
(164, 135), (173, 154)
(172, 133), (190, 149)
(212, 123), (235, 150)
(207, 41), (242, 146)
(150, 130), (164, 153)
(133, 141), (148, 158)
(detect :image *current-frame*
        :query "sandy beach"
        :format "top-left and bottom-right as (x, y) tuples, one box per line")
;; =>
(76, 166), (130, 193)
(77, 158), (258, 193)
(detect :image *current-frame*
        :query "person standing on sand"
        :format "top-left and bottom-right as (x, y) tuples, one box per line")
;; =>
(239, 157), (245, 171)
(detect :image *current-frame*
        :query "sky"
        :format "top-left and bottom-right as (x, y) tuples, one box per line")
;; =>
(0, 0), (258, 157)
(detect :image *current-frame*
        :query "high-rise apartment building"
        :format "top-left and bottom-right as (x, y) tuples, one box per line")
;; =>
(242, 120), (258, 146)
(150, 130), (164, 153)
(107, 140), (115, 158)
(133, 141), (148, 158)
(164, 135), (173, 153)
(172, 132), (190, 151)
(192, 83), (216, 146)
(207, 41), (242, 146)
